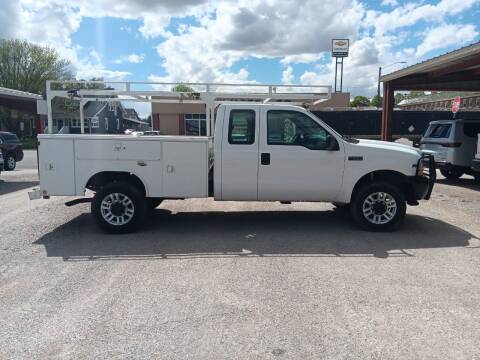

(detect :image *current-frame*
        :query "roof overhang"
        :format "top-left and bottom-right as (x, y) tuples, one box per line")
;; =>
(381, 42), (480, 91)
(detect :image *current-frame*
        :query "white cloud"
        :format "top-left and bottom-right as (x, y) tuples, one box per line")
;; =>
(114, 53), (145, 64)
(416, 24), (478, 57)
(151, 0), (364, 83)
(365, 0), (480, 36)
(281, 54), (323, 65)
(282, 66), (294, 84)
(2, 0), (479, 96)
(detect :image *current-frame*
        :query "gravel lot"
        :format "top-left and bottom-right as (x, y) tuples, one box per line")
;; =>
(1, 151), (480, 359)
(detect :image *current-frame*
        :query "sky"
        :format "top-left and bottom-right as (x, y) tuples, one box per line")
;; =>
(1, 0), (479, 117)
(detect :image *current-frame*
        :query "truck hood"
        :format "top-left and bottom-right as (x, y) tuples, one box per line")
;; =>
(354, 139), (422, 156)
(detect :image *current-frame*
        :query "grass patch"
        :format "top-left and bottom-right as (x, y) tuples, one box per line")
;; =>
(20, 137), (38, 149)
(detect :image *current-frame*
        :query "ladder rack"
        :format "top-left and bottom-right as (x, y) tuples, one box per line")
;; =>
(46, 81), (332, 136)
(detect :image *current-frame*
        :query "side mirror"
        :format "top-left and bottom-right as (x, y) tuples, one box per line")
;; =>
(326, 135), (339, 151)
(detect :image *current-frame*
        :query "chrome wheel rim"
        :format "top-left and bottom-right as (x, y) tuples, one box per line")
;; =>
(7, 157), (15, 169)
(362, 192), (397, 225)
(100, 193), (135, 226)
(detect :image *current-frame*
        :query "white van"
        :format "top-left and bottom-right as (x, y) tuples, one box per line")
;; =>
(420, 119), (480, 180)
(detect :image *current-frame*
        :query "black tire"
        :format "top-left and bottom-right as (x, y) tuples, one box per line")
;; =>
(4, 154), (16, 171)
(440, 169), (463, 180)
(91, 181), (147, 234)
(147, 198), (163, 210)
(350, 182), (406, 231)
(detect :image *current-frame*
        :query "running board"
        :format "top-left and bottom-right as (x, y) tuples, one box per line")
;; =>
(65, 198), (92, 207)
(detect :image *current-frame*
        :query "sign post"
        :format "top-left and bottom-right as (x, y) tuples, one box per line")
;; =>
(332, 39), (349, 93)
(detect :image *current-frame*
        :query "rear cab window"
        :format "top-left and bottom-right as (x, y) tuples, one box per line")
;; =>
(425, 123), (452, 138)
(228, 110), (256, 145)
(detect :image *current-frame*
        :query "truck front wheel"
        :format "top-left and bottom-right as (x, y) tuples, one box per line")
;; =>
(92, 182), (147, 233)
(350, 182), (406, 231)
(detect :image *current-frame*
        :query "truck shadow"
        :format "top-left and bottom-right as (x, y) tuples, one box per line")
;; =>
(34, 209), (477, 261)
(436, 177), (480, 191)
(0, 179), (39, 195)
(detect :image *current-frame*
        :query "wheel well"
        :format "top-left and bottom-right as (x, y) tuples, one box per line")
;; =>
(86, 172), (146, 196)
(351, 170), (416, 205)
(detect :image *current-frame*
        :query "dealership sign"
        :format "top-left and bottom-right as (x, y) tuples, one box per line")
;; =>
(332, 39), (349, 57)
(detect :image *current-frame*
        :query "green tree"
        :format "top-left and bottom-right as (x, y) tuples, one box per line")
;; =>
(394, 93), (407, 106)
(171, 84), (194, 92)
(350, 96), (370, 107)
(0, 38), (72, 95)
(370, 95), (383, 107)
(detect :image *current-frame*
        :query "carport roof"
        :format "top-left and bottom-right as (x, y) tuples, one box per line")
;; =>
(0, 86), (43, 100)
(380, 42), (480, 91)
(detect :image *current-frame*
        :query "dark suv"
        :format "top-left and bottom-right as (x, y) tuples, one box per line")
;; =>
(0, 132), (24, 171)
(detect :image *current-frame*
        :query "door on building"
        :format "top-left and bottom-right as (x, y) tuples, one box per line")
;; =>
(220, 105), (260, 200)
(257, 107), (345, 201)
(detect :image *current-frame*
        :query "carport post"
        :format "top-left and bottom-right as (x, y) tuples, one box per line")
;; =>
(381, 81), (394, 141)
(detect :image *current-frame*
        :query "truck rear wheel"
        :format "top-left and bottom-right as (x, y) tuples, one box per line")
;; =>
(440, 169), (463, 180)
(350, 182), (406, 231)
(92, 181), (147, 233)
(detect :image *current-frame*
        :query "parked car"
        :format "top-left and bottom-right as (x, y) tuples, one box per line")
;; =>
(0, 132), (24, 171)
(420, 119), (480, 180)
(30, 104), (435, 233)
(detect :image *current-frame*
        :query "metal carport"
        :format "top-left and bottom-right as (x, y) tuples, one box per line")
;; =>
(380, 42), (480, 141)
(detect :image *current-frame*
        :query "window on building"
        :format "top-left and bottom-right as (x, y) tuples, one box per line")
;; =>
(90, 117), (99, 128)
(105, 117), (109, 131)
(267, 110), (331, 150)
(185, 113), (207, 136)
(116, 118), (120, 130)
(70, 118), (81, 128)
(228, 110), (255, 145)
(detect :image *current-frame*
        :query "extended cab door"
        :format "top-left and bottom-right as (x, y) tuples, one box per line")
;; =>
(257, 107), (345, 201)
(220, 105), (260, 200)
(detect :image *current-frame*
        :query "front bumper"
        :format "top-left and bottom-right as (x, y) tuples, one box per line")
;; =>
(409, 154), (436, 201)
(472, 159), (480, 172)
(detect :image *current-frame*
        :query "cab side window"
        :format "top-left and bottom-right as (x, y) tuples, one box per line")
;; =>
(228, 110), (256, 145)
(267, 110), (330, 150)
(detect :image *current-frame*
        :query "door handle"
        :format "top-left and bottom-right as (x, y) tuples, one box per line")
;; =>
(261, 153), (270, 165)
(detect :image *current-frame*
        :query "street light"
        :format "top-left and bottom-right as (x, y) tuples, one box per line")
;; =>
(377, 61), (407, 107)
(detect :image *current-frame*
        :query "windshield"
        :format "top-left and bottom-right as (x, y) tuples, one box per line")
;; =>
(0, 133), (20, 143)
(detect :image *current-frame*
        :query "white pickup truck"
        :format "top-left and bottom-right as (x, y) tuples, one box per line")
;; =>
(30, 103), (435, 233)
